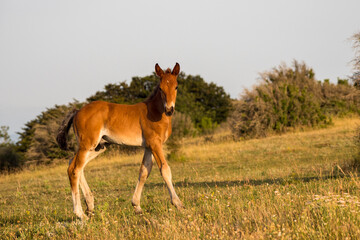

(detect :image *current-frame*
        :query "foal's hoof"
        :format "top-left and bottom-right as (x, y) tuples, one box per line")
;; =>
(133, 205), (143, 215)
(175, 203), (184, 210)
(85, 209), (95, 218)
(75, 210), (89, 221)
(78, 213), (89, 221)
(172, 199), (184, 210)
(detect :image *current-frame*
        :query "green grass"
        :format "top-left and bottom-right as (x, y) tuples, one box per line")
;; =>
(1, 118), (360, 239)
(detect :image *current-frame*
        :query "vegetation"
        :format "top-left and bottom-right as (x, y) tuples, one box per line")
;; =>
(229, 61), (360, 139)
(16, 102), (83, 164)
(166, 111), (196, 162)
(351, 32), (360, 88)
(0, 126), (24, 173)
(2, 31), (360, 238)
(0, 117), (359, 239)
(354, 126), (360, 170)
(321, 78), (360, 116)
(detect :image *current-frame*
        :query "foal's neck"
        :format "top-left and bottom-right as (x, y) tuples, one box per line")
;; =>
(145, 89), (167, 122)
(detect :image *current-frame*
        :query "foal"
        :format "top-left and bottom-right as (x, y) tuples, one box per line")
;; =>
(57, 63), (183, 219)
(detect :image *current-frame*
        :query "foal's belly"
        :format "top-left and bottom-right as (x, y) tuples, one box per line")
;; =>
(102, 129), (144, 147)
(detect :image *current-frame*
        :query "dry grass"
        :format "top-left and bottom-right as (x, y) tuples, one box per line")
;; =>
(0, 118), (359, 239)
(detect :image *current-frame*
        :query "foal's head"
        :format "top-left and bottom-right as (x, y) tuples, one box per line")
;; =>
(155, 63), (180, 116)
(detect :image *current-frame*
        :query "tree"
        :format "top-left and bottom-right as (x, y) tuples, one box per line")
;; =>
(176, 74), (232, 129)
(87, 75), (159, 104)
(0, 126), (11, 146)
(0, 126), (24, 172)
(351, 32), (360, 88)
(17, 102), (83, 164)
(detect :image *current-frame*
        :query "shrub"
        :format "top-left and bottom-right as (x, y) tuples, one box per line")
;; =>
(229, 61), (332, 139)
(353, 127), (360, 171)
(171, 111), (196, 138)
(351, 32), (360, 88)
(0, 126), (25, 172)
(167, 112), (195, 162)
(0, 145), (24, 173)
(17, 102), (83, 164)
(321, 78), (360, 116)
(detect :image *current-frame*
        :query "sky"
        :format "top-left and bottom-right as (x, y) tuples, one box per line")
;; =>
(1, 0), (360, 140)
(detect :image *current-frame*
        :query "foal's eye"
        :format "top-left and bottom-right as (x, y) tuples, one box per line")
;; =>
(175, 86), (178, 90)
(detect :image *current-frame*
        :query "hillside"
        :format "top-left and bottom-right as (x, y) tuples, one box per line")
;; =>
(0, 118), (360, 239)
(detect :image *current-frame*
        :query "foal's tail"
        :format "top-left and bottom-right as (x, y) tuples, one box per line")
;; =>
(56, 109), (79, 150)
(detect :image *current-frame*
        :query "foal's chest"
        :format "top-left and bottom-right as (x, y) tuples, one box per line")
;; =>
(163, 122), (172, 143)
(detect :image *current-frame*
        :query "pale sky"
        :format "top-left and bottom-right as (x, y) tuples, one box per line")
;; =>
(1, 0), (360, 140)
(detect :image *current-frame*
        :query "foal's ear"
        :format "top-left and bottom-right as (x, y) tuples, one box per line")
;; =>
(155, 63), (164, 77)
(172, 62), (180, 76)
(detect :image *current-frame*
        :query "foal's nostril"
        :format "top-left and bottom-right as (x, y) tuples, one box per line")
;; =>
(165, 106), (175, 116)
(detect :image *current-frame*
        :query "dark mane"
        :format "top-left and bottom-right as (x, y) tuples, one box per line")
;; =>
(144, 84), (160, 103)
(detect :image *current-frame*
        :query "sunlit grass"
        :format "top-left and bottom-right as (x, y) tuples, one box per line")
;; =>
(0, 117), (359, 239)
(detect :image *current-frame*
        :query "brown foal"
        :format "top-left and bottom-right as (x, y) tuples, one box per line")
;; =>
(56, 63), (183, 219)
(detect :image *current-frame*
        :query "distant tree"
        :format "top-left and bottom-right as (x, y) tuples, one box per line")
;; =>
(351, 32), (360, 88)
(0, 126), (24, 172)
(176, 74), (232, 130)
(17, 102), (83, 164)
(0, 126), (11, 146)
(87, 75), (159, 104)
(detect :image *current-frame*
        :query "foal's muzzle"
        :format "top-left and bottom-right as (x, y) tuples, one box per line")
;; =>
(165, 106), (175, 116)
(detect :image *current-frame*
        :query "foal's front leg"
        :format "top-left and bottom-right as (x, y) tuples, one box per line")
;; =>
(151, 143), (183, 209)
(132, 148), (153, 214)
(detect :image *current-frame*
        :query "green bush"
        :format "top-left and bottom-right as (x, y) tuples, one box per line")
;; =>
(0, 126), (25, 172)
(0, 145), (24, 173)
(229, 61), (360, 139)
(320, 78), (360, 116)
(229, 61), (332, 139)
(171, 111), (196, 138)
(17, 102), (83, 164)
(351, 32), (360, 88)
(166, 112), (195, 162)
(353, 127), (360, 171)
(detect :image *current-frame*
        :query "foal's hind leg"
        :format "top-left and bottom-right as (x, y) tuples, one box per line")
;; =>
(79, 149), (105, 215)
(132, 148), (153, 214)
(80, 171), (94, 215)
(68, 149), (89, 220)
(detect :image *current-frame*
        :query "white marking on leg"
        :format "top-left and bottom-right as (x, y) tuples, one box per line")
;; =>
(132, 149), (153, 213)
(72, 179), (86, 219)
(161, 165), (182, 208)
(80, 171), (94, 213)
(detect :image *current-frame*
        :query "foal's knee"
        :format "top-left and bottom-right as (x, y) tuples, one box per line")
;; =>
(67, 165), (73, 178)
(161, 164), (172, 179)
(139, 166), (151, 180)
(67, 165), (81, 186)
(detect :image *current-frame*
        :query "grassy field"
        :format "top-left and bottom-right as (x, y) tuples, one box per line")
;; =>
(1, 118), (360, 239)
